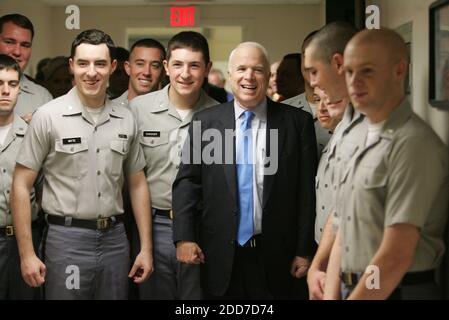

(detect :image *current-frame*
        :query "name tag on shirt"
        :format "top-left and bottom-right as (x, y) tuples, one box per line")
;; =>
(118, 134), (128, 139)
(62, 137), (81, 145)
(143, 131), (160, 137)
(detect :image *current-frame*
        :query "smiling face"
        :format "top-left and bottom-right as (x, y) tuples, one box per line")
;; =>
(0, 67), (20, 117)
(125, 46), (164, 97)
(344, 42), (401, 117)
(0, 22), (32, 71)
(163, 48), (211, 103)
(228, 44), (269, 109)
(315, 86), (343, 131)
(69, 43), (116, 107)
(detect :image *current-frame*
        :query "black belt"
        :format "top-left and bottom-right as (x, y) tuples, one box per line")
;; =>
(0, 219), (42, 237)
(341, 270), (435, 287)
(237, 234), (262, 248)
(46, 214), (124, 230)
(154, 209), (173, 220)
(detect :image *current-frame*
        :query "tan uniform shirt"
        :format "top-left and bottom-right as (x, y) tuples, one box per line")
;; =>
(15, 76), (53, 117)
(17, 87), (145, 220)
(129, 85), (218, 210)
(0, 115), (38, 226)
(315, 104), (366, 242)
(340, 99), (449, 272)
(113, 90), (129, 109)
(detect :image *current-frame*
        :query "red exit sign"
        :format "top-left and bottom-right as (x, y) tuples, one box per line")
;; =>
(170, 6), (196, 27)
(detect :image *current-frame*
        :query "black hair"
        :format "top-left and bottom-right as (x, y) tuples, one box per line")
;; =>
(0, 14), (34, 40)
(70, 29), (116, 60)
(166, 31), (210, 65)
(0, 53), (22, 79)
(130, 38), (166, 60)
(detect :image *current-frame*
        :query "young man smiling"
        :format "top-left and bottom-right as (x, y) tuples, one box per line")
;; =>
(130, 31), (217, 300)
(12, 29), (153, 300)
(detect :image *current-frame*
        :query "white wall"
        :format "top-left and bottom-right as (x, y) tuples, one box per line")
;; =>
(367, 0), (449, 146)
(3, 1), (325, 81)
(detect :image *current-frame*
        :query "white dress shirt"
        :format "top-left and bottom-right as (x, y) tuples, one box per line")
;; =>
(234, 99), (267, 235)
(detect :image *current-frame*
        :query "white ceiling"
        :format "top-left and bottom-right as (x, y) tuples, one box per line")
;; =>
(41, 0), (323, 6)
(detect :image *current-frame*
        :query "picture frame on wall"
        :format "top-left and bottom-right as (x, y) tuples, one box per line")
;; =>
(429, 0), (449, 108)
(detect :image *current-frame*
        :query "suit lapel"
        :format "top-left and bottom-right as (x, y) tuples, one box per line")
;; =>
(263, 100), (286, 209)
(218, 102), (238, 204)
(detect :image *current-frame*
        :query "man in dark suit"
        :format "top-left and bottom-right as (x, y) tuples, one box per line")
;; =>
(172, 42), (317, 299)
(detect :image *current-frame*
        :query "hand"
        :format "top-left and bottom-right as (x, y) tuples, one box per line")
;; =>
(21, 254), (46, 287)
(128, 250), (153, 284)
(307, 267), (326, 300)
(21, 112), (33, 123)
(176, 241), (205, 264)
(290, 256), (310, 279)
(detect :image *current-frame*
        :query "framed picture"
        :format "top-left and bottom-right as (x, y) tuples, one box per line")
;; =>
(429, 0), (449, 108)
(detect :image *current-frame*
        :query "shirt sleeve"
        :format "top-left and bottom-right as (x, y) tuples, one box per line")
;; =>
(385, 135), (448, 228)
(123, 115), (146, 176)
(16, 108), (52, 172)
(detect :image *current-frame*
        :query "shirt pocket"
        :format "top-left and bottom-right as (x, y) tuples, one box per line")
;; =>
(139, 131), (170, 166)
(54, 138), (89, 178)
(362, 171), (388, 189)
(110, 139), (129, 176)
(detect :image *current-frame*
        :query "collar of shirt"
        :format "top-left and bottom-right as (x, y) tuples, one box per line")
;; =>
(379, 98), (412, 139)
(113, 90), (129, 107)
(233, 98), (267, 123)
(61, 87), (125, 121)
(19, 75), (35, 95)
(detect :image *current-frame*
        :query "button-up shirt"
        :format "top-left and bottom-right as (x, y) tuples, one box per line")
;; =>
(15, 75), (53, 117)
(234, 99), (267, 235)
(130, 84), (218, 210)
(17, 87), (145, 219)
(340, 99), (449, 272)
(0, 115), (39, 226)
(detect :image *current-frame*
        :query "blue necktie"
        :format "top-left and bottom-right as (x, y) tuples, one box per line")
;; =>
(237, 110), (255, 246)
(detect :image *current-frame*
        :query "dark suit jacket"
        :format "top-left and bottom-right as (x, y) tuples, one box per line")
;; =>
(172, 98), (317, 298)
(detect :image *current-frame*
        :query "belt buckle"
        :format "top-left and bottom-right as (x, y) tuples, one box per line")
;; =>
(342, 272), (353, 286)
(5, 225), (14, 236)
(97, 217), (110, 230)
(169, 210), (173, 220)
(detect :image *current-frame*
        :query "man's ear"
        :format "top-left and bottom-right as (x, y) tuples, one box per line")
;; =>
(69, 57), (75, 74)
(163, 59), (169, 76)
(110, 59), (117, 73)
(124, 60), (131, 76)
(332, 53), (344, 74)
(204, 61), (212, 78)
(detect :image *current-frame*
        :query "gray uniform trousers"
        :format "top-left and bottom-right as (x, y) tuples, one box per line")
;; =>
(0, 225), (41, 300)
(43, 222), (129, 300)
(133, 214), (202, 299)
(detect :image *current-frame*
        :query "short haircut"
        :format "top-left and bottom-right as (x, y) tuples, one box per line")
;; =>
(70, 29), (116, 60)
(301, 30), (319, 52)
(0, 14), (34, 40)
(308, 21), (357, 63)
(228, 42), (270, 71)
(0, 53), (22, 79)
(130, 38), (166, 60)
(209, 68), (225, 81)
(115, 47), (129, 61)
(166, 31), (210, 65)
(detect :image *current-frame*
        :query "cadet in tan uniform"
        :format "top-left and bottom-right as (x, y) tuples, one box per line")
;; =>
(11, 29), (153, 300)
(283, 31), (332, 157)
(130, 31), (218, 300)
(113, 38), (166, 300)
(325, 29), (449, 300)
(0, 14), (52, 121)
(303, 22), (366, 300)
(113, 38), (166, 108)
(0, 54), (40, 299)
